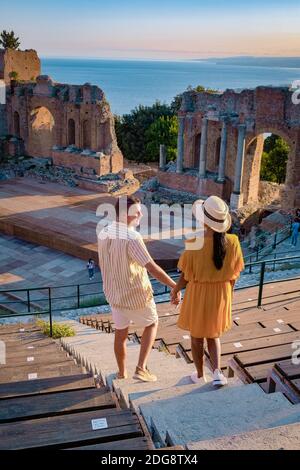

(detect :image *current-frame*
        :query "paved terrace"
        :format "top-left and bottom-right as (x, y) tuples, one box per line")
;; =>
(0, 178), (188, 270)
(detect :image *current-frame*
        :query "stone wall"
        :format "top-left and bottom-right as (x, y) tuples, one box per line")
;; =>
(157, 170), (232, 201)
(0, 49), (40, 84)
(4, 72), (123, 175)
(258, 180), (283, 206)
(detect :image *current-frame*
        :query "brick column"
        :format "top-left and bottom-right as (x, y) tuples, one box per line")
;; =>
(159, 144), (167, 169)
(176, 116), (185, 173)
(199, 117), (208, 178)
(230, 124), (246, 209)
(217, 120), (228, 183)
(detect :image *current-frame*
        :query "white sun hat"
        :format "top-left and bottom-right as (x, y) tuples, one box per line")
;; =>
(192, 195), (231, 233)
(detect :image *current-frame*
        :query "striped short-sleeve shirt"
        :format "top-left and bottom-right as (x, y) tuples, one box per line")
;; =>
(98, 222), (154, 310)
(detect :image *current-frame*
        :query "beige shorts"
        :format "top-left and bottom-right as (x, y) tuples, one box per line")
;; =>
(111, 299), (158, 330)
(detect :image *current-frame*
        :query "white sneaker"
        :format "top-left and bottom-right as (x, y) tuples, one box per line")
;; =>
(213, 369), (228, 387)
(190, 371), (207, 385)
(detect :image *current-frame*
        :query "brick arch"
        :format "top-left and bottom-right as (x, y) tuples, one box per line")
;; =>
(243, 128), (295, 205)
(214, 136), (221, 171)
(193, 132), (201, 168)
(82, 119), (91, 149)
(27, 105), (56, 158)
(68, 118), (76, 146)
(13, 111), (20, 138)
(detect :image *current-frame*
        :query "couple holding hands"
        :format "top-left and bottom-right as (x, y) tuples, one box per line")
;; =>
(98, 194), (244, 386)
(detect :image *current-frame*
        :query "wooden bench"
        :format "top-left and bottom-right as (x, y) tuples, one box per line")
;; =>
(0, 387), (117, 423)
(229, 343), (297, 385)
(0, 362), (84, 383)
(267, 359), (300, 403)
(0, 373), (96, 399)
(69, 436), (153, 450)
(0, 408), (144, 450)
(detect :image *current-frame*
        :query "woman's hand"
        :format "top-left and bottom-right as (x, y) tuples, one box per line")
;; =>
(170, 288), (181, 305)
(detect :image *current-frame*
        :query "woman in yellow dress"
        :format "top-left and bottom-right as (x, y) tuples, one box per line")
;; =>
(171, 195), (244, 387)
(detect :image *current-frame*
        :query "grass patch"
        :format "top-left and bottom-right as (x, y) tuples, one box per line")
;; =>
(36, 319), (75, 339)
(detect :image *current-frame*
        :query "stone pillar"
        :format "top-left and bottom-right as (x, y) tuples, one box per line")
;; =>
(199, 117), (208, 178)
(159, 144), (167, 169)
(230, 124), (246, 209)
(217, 120), (228, 183)
(176, 116), (185, 173)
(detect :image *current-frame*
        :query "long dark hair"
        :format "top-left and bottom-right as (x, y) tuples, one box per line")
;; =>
(213, 232), (227, 270)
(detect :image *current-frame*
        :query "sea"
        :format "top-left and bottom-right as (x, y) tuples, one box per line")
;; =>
(41, 57), (300, 116)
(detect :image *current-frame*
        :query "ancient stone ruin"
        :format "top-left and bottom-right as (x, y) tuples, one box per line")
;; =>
(159, 86), (300, 209)
(0, 49), (123, 180)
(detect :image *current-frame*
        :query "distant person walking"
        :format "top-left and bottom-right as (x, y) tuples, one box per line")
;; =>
(171, 196), (244, 387)
(291, 219), (300, 247)
(87, 259), (95, 280)
(98, 195), (178, 382)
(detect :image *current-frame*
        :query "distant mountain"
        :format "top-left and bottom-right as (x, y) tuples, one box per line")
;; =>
(202, 56), (300, 69)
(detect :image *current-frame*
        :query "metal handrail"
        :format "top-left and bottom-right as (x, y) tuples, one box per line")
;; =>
(243, 223), (292, 262)
(1, 255), (300, 335)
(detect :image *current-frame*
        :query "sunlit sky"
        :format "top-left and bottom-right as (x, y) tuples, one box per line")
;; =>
(2, 0), (300, 59)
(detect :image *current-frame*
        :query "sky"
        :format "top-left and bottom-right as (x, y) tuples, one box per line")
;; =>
(1, 0), (300, 59)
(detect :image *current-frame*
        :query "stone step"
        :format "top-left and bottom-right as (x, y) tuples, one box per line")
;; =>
(129, 376), (243, 428)
(102, 348), (197, 388)
(186, 422), (300, 450)
(113, 365), (214, 408)
(60, 321), (198, 389)
(139, 383), (300, 447)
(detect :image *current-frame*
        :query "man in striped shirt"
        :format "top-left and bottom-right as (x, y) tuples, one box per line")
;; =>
(98, 195), (178, 382)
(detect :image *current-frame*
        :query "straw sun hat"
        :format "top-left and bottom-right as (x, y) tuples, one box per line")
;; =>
(192, 195), (231, 233)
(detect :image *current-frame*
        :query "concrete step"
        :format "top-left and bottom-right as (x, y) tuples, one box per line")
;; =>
(139, 383), (300, 447)
(186, 422), (300, 450)
(112, 364), (215, 408)
(129, 376), (243, 427)
(60, 321), (199, 389)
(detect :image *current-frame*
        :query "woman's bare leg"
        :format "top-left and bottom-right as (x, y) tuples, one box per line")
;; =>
(206, 337), (221, 371)
(191, 336), (205, 378)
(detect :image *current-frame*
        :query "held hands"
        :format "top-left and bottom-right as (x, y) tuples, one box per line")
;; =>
(170, 288), (181, 306)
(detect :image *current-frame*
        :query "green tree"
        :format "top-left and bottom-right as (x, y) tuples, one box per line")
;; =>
(115, 101), (173, 162)
(260, 135), (289, 184)
(145, 115), (178, 162)
(0, 30), (20, 49)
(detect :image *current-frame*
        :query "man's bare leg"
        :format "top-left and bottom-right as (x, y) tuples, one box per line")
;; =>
(114, 327), (129, 377)
(137, 322), (158, 370)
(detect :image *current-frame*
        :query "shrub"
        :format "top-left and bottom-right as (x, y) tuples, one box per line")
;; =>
(36, 319), (75, 338)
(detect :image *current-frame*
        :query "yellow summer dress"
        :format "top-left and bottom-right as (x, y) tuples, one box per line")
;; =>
(177, 234), (244, 339)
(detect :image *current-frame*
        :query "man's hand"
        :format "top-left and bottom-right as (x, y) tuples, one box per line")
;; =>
(171, 288), (181, 306)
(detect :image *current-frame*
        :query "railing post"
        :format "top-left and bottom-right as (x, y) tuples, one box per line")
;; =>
(48, 287), (53, 338)
(27, 290), (31, 313)
(77, 285), (80, 308)
(249, 256), (252, 274)
(257, 262), (266, 308)
(273, 252), (277, 272)
(273, 229), (278, 250)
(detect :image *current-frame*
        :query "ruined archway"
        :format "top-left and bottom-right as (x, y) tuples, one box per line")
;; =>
(27, 106), (55, 157)
(68, 118), (75, 146)
(214, 136), (221, 171)
(193, 133), (201, 168)
(13, 111), (20, 138)
(82, 120), (91, 149)
(244, 130), (292, 206)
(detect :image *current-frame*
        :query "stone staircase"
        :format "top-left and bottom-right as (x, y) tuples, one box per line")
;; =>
(60, 320), (300, 449)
